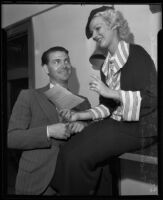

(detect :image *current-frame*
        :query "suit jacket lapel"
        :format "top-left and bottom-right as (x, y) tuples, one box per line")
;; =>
(34, 84), (60, 124)
(35, 85), (65, 147)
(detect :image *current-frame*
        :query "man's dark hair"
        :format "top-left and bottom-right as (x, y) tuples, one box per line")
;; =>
(41, 46), (69, 66)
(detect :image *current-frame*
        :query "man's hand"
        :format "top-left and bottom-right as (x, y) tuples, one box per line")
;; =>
(47, 123), (71, 140)
(68, 121), (87, 134)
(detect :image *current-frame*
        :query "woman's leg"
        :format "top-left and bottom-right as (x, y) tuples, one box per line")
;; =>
(51, 118), (154, 195)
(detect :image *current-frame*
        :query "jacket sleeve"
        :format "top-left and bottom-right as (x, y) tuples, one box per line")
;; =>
(120, 45), (157, 121)
(99, 45), (157, 121)
(7, 90), (52, 150)
(139, 53), (157, 118)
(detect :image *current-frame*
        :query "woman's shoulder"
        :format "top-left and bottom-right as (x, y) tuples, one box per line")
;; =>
(129, 43), (148, 56)
(128, 43), (156, 71)
(129, 43), (154, 65)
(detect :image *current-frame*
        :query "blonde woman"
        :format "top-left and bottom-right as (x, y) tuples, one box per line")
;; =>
(51, 6), (157, 195)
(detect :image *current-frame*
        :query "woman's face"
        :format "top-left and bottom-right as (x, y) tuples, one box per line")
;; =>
(89, 15), (114, 49)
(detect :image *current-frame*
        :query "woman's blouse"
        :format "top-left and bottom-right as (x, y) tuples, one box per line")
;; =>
(88, 40), (142, 121)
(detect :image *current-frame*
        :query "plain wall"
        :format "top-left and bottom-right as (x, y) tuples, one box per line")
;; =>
(32, 4), (101, 107)
(1, 4), (55, 28)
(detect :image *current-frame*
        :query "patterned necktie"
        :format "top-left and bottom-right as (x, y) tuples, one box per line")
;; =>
(106, 60), (120, 90)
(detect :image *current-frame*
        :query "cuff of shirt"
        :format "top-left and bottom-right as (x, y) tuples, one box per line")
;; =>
(119, 90), (142, 121)
(47, 126), (50, 140)
(88, 104), (110, 121)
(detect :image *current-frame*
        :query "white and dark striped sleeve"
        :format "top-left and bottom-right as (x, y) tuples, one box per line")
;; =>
(88, 104), (110, 120)
(119, 90), (142, 121)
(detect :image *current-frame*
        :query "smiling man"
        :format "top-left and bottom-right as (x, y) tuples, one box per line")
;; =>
(7, 46), (91, 195)
(42, 47), (72, 87)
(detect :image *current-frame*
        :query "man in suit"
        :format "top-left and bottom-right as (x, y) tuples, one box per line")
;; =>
(7, 46), (91, 195)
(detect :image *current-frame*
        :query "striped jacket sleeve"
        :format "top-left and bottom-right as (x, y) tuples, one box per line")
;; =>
(119, 90), (142, 121)
(88, 104), (110, 120)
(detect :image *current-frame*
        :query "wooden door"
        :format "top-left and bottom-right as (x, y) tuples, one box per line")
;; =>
(4, 19), (35, 194)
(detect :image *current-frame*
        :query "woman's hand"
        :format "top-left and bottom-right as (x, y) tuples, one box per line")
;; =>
(68, 121), (87, 134)
(59, 109), (79, 122)
(89, 75), (111, 98)
(89, 75), (121, 101)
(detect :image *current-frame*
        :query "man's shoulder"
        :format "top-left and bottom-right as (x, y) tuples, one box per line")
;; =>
(20, 84), (49, 95)
(19, 88), (35, 94)
(18, 89), (38, 100)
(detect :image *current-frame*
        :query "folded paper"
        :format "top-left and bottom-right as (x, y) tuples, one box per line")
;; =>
(44, 84), (85, 110)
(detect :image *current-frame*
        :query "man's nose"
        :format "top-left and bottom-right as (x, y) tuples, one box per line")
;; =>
(92, 30), (98, 40)
(60, 62), (68, 68)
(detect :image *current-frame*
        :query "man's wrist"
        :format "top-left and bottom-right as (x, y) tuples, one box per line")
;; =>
(47, 126), (51, 139)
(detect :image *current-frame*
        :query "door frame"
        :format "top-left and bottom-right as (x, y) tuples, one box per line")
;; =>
(5, 19), (35, 121)
(5, 18), (35, 88)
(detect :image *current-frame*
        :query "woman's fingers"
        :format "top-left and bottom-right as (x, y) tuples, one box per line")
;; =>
(89, 80), (100, 93)
(68, 122), (83, 133)
(59, 109), (68, 116)
(90, 74), (100, 81)
(89, 80), (98, 85)
(89, 86), (99, 93)
(59, 109), (71, 120)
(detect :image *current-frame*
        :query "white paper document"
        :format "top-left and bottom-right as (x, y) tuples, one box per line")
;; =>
(45, 84), (85, 110)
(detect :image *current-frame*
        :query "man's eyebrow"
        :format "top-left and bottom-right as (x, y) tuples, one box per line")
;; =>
(51, 58), (61, 61)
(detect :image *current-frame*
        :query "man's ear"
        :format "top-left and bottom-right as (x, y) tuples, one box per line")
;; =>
(43, 64), (49, 74)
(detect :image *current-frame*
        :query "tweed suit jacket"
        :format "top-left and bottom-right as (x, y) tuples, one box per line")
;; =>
(7, 84), (91, 195)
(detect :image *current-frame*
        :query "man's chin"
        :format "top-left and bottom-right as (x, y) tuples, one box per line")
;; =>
(61, 75), (70, 82)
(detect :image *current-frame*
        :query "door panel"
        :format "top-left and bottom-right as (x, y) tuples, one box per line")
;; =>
(5, 20), (34, 194)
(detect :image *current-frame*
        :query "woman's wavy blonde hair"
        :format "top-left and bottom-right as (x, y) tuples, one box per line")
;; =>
(94, 9), (134, 43)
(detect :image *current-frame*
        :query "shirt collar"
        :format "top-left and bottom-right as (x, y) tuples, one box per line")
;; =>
(102, 40), (129, 76)
(50, 83), (54, 88)
(50, 82), (69, 91)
